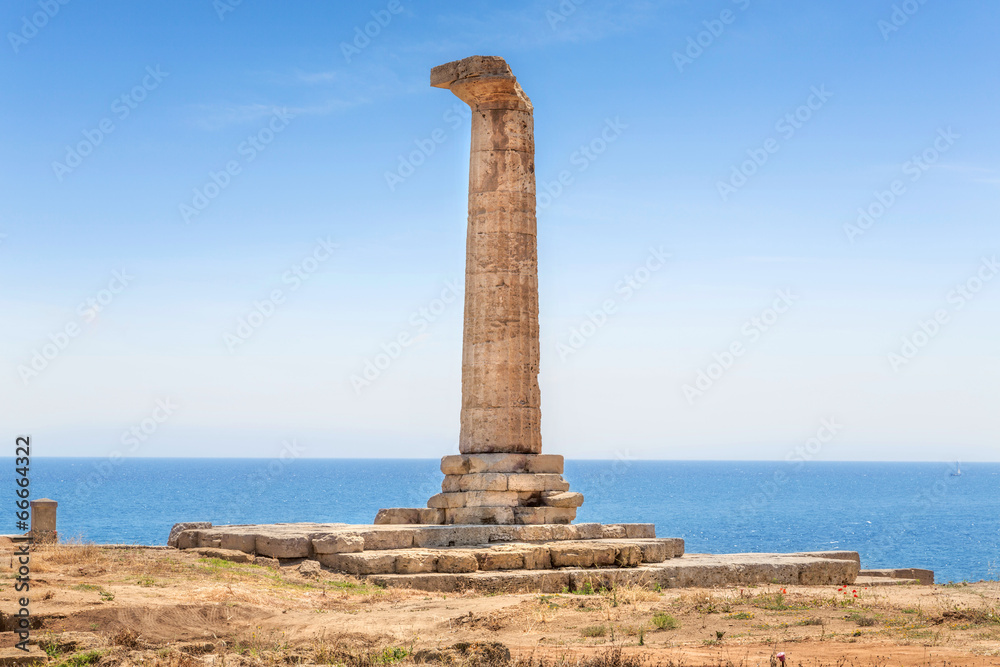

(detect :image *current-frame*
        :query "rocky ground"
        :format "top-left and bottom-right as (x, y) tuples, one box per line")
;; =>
(1, 543), (998, 666)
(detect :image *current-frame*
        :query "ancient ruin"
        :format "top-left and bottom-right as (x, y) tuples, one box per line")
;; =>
(375, 56), (582, 526)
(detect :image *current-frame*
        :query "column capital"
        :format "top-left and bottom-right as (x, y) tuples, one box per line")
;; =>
(431, 56), (532, 111)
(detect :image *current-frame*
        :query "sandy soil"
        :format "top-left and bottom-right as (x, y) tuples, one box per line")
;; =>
(2, 543), (999, 666)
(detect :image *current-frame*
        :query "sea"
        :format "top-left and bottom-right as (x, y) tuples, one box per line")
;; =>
(21, 458), (999, 584)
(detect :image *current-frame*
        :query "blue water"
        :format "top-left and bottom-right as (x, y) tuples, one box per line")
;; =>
(20, 458), (1000, 584)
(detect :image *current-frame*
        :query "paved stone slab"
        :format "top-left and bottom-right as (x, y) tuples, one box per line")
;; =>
(859, 567), (934, 585)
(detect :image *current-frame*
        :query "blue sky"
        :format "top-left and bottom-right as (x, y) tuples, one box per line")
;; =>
(2, 0), (998, 461)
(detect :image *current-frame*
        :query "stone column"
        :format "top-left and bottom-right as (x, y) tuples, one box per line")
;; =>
(30, 498), (57, 543)
(431, 56), (540, 455)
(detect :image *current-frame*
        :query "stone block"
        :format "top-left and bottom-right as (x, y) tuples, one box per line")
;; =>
(168, 522), (211, 548)
(475, 547), (524, 571)
(358, 529), (414, 551)
(512, 507), (547, 525)
(549, 525), (578, 541)
(298, 560), (321, 577)
(175, 530), (200, 550)
(441, 476), (462, 493)
(199, 532), (223, 548)
(395, 551), (438, 574)
(463, 491), (522, 507)
(516, 525), (554, 542)
(256, 535), (310, 559)
(591, 544), (617, 567)
(525, 455), (563, 474)
(428, 493), (466, 509)
(319, 552), (396, 575)
(446, 507), (515, 525)
(636, 540), (668, 563)
(193, 548), (253, 564)
(375, 508), (443, 525)
(255, 556), (280, 569)
(436, 551), (480, 573)
(549, 544), (594, 568)
(602, 525), (627, 539)
(411, 527), (457, 548)
(614, 545), (642, 568)
(312, 533), (364, 555)
(505, 473), (569, 492)
(219, 533), (257, 553)
(541, 491), (583, 508)
(457, 473), (509, 491)
(575, 524), (603, 540)
(542, 508), (577, 525)
(522, 545), (552, 569)
(623, 524), (656, 539)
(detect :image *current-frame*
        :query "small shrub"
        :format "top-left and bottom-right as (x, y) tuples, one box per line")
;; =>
(727, 612), (754, 620)
(798, 617), (824, 626)
(847, 612), (876, 627)
(652, 613), (679, 630)
(581, 625), (607, 638)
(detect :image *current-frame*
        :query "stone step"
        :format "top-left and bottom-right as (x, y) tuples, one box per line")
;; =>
(316, 538), (682, 576)
(170, 521), (661, 559)
(859, 568), (934, 585)
(855, 576), (922, 587)
(441, 453), (564, 475)
(367, 552), (860, 593)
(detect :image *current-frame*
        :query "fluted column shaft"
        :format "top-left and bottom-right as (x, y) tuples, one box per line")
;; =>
(432, 57), (541, 454)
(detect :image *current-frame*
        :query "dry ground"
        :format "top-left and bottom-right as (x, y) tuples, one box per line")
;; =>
(2, 543), (999, 667)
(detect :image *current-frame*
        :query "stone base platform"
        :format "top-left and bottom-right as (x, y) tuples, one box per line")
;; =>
(166, 521), (872, 592)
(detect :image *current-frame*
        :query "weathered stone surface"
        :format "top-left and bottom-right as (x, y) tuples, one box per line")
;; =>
(298, 560), (321, 577)
(602, 525), (627, 539)
(522, 545), (552, 569)
(463, 491), (522, 507)
(176, 530), (201, 550)
(859, 567), (933, 585)
(312, 533), (364, 555)
(475, 547), (525, 571)
(575, 523), (604, 540)
(445, 507), (515, 525)
(796, 551), (861, 565)
(437, 550), (480, 573)
(318, 552), (396, 575)
(428, 493), (467, 509)
(526, 455), (563, 474)
(454, 473), (509, 492)
(624, 524), (656, 539)
(549, 544), (595, 568)
(256, 535), (310, 559)
(541, 491), (584, 508)
(219, 532), (257, 553)
(168, 522), (211, 548)
(374, 508), (420, 524)
(395, 551), (438, 574)
(358, 529), (413, 551)
(635, 540), (668, 563)
(192, 547), (254, 564)
(615, 545), (643, 568)
(0, 645), (49, 665)
(506, 473), (569, 492)
(255, 556), (280, 569)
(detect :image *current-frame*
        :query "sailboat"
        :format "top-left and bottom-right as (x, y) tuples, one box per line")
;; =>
(951, 462), (962, 477)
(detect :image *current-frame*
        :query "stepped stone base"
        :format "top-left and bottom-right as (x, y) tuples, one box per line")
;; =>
(166, 521), (880, 592)
(376, 454), (583, 525)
